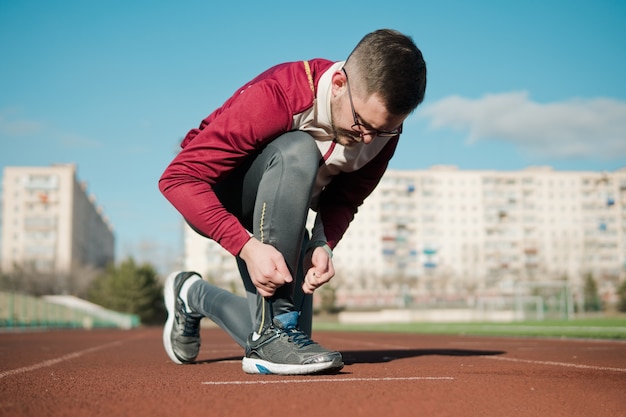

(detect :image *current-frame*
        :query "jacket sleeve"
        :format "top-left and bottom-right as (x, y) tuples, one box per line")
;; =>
(158, 80), (293, 256)
(319, 136), (399, 249)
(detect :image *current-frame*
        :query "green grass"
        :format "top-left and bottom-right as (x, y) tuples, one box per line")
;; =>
(314, 316), (626, 340)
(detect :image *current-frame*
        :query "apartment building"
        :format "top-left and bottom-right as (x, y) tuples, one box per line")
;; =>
(182, 166), (626, 309)
(1, 164), (115, 280)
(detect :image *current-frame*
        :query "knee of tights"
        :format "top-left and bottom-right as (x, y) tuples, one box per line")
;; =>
(270, 131), (320, 173)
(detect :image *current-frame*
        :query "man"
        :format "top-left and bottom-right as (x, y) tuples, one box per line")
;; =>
(159, 29), (426, 375)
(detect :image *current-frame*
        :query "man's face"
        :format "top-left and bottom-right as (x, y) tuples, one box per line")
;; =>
(330, 70), (406, 147)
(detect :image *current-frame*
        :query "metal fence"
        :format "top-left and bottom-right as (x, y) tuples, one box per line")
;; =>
(0, 292), (140, 330)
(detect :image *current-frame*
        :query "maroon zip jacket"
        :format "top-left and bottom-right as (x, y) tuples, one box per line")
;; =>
(159, 59), (398, 256)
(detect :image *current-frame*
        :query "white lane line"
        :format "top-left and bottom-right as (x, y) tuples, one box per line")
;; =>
(0, 340), (123, 380)
(484, 355), (626, 373)
(203, 376), (454, 385)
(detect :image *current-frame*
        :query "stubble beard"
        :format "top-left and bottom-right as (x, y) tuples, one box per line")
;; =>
(330, 100), (360, 147)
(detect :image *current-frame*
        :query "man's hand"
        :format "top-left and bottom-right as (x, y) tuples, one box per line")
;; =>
(302, 245), (335, 294)
(239, 238), (292, 298)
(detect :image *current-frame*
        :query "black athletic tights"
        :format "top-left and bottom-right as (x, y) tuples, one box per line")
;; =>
(185, 131), (320, 348)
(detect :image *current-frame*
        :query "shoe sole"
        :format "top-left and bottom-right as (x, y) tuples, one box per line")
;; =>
(163, 271), (184, 364)
(242, 356), (344, 375)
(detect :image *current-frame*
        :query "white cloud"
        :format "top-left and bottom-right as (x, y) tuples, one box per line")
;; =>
(58, 132), (103, 149)
(417, 91), (626, 160)
(0, 109), (43, 136)
(0, 107), (103, 149)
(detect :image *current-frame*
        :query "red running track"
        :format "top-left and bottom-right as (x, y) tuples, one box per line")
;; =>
(1, 326), (625, 417)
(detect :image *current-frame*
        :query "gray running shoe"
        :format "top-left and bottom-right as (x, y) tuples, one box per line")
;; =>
(242, 311), (344, 375)
(163, 271), (202, 364)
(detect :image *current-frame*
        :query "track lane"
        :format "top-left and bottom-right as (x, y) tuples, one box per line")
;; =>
(1, 327), (624, 417)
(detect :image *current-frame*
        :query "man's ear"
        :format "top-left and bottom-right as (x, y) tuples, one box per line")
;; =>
(330, 70), (347, 98)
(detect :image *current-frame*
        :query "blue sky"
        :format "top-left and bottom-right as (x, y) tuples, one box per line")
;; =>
(1, 1), (625, 274)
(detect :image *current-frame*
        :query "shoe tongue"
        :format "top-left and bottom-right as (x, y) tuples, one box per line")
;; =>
(273, 311), (299, 330)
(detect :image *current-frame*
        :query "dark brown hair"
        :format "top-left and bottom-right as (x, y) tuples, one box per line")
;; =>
(345, 29), (427, 115)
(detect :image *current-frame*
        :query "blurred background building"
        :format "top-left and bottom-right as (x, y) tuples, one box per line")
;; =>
(1, 164), (114, 294)
(183, 166), (626, 313)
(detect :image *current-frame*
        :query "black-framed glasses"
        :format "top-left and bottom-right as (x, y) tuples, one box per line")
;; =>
(342, 68), (402, 140)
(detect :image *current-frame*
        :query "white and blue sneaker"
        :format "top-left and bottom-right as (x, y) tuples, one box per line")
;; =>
(242, 311), (344, 375)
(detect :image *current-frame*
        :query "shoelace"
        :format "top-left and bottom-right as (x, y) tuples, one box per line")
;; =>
(178, 305), (201, 337)
(282, 327), (316, 348)
(182, 315), (201, 337)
